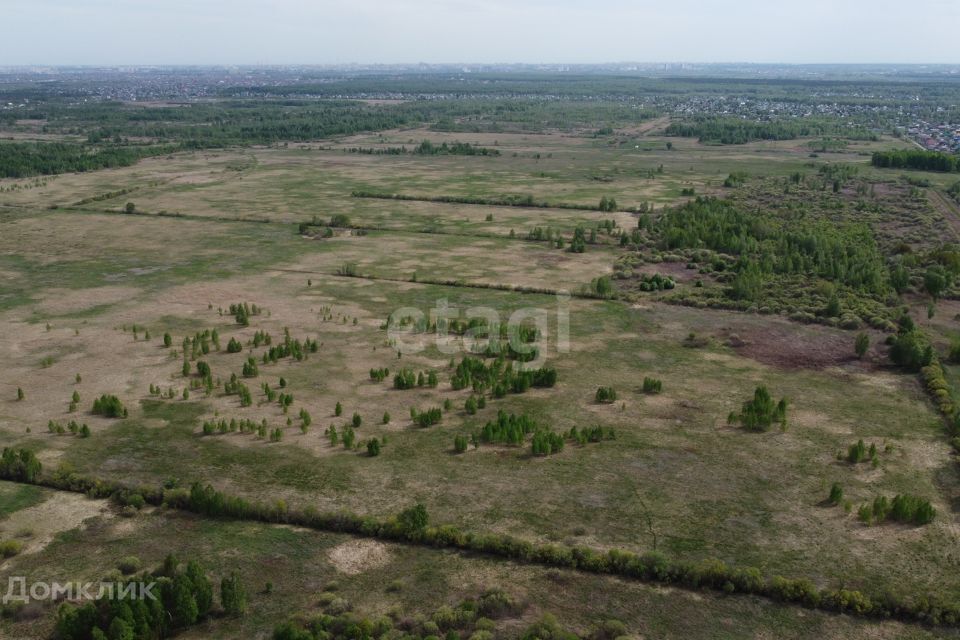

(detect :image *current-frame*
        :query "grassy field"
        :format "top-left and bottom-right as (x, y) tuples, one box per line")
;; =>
(1, 484), (956, 640)
(2, 122), (960, 637)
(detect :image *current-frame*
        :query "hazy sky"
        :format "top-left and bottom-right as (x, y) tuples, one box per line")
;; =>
(4, 0), (959, 66)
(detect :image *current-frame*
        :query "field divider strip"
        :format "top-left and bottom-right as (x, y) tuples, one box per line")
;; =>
(0, 469), (955, 628)
(269, 268), (613, 300)
(351, 190), (641, 214)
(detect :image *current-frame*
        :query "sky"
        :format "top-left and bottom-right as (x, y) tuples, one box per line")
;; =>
(3, 0), (959, 66)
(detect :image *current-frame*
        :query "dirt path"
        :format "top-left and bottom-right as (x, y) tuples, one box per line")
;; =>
(640, 116), (671, 135)
(620, 116), (671, 137)
(0, 492), (111, 556)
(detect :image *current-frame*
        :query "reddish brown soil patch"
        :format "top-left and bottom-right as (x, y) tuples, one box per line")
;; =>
(717, 322), (859, 369)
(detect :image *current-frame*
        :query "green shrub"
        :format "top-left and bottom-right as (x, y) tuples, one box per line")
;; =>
(0, 540), (23, 558)
(595, 386), (617, 403)
(854, 332), (870, 358)
(642, 377), (662, 394)
(117, 556), (141, 575)
(827, 483), (843, 505)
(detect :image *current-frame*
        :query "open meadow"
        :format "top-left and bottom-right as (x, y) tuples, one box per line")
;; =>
(2, 72), (960, 639)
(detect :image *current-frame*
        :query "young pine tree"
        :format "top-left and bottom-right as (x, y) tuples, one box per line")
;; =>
(828, 483), (843, 505)
(221, 571), (247, 616)
(855, 332), (870, 359)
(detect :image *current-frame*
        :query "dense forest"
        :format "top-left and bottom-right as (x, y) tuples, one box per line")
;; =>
(655, 197), (889, 296)
(871, 149), (959, 172)
(0, 141), (175, 178)
(666, 117), (877, 145)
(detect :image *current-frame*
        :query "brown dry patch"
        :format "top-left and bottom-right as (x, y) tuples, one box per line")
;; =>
(699, 352), (742, 366)
(717, 323), (857, 370)
(0, 492), (110, 557)
(897, 438), (953, 472)
(35, 286), (140, 315)
(617, 116), (672, 137)
(844, 370), (906, 394)
(791, 409), (844, 434)
(327, 539), (392, 575)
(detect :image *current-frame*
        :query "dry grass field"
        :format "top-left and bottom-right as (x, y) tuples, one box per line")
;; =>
(2, 119), (960, 638)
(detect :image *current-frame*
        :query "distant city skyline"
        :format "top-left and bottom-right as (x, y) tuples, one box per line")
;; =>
(4, 0), (959, 66)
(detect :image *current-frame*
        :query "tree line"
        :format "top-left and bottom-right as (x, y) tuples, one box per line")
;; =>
(666, 117), (874, 145)
(413, 140), (500, 156)
(872, 150), (959, 173)
(0, 141), (177, 179)
(351, 190), (636, 213)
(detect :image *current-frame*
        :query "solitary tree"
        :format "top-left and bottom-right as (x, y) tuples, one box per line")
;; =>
(828, 483), (843, 505)
(855, 333), (870, 359)
(924, 266), (948, 301)
(16, 387), (24, 401)
(221, 572), (247, 616)
(824, 295), (841, 318)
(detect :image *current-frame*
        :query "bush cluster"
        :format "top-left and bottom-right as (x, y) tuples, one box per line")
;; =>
(92, 394), (127, 418)
(729, 386), (787, 432)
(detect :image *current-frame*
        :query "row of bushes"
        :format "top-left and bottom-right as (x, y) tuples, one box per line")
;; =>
(5, 456), (960, 627)
(351, 190), (617, 212)
(341, 271), (613, 300)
